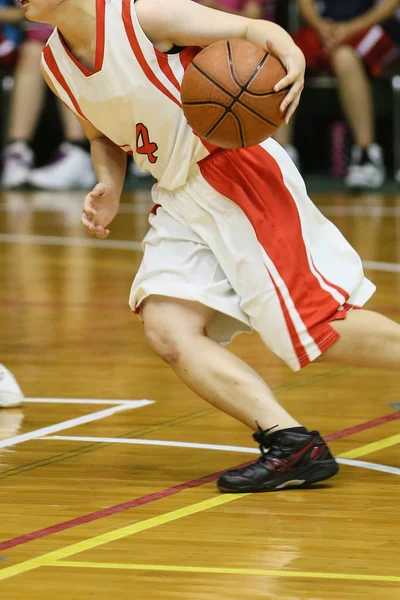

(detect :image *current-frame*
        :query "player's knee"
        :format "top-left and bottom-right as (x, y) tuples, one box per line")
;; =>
(331, 45), (359, 75)
(144, 323), (182, 366)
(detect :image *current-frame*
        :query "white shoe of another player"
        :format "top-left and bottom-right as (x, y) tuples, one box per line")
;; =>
(345, 145), (386, 189)
(0, 364), (24, 408)
(28, 143), (96, 190)
(1, 141), (34, 189)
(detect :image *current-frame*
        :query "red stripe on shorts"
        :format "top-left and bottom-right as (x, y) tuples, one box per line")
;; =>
(122, 0), (181, 107)
(309, 254), (349, 302)
(199, 146), (342, 358)
(268, 267), (310, 368)
(42, 46), (88, 121)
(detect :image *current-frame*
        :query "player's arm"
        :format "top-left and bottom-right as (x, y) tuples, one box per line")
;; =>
(298, 0), (328, 32)
(0, 6), (25, 23)
(41, 65), (127, 239)
(135, 0), (305, 121)
(197, 1), (263, 19)
(241, 3), (264, 20)
(341, 0), (399, 36)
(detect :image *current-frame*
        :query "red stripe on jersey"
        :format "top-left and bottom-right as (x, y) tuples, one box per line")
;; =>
(199, 146), (341, 355)
(179, 46), (202, 72)
(43, 46), (88, 121)
(156, 51), (181, 91)
(122, 0), (181, 107)
(56, 0), (105, 77)
(178, 46), (218, 154)
(94, 0), (106, 72)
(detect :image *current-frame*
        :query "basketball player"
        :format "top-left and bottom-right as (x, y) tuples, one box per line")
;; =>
(20, 0), (400, 493)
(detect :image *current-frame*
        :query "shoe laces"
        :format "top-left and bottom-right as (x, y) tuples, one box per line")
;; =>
(252, 423), (284, 460)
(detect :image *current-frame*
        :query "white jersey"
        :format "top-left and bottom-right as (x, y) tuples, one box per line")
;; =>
(41, 0), (214, 190)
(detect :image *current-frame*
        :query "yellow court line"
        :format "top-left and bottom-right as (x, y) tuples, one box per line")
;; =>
(340, 433), (400, 459)
(0, 432), (399, 583)
(54, 560), (400, 583)
(0, 494), (248, 582)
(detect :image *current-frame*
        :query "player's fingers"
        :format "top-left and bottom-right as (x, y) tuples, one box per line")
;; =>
(274, 72), (293, 93)
(94, 227), (110, 239)
(280, 79), (304, 113)
(81, 215), (98, 235)
(284, 94), (301, 123)
(90, 183), (106, 198)
(97, 229), (110, 239)
(83, 192), (98, 214)
(82, 201), (97, 218)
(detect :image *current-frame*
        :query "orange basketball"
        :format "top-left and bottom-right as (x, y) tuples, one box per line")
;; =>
(181, 39), (288, 149)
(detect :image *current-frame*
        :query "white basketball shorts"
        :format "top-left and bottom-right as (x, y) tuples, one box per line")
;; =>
(130, 138), (375, 371)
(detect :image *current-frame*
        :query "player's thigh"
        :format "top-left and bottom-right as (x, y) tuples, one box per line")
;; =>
(317, 309), (400, 367)
(141, 295), (215, 339)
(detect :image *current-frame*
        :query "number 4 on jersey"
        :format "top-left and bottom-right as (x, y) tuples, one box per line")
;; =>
(136, 124), (158, 164)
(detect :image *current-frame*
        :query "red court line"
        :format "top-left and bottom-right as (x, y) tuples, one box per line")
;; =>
(325, 411), (400, 441)
(0, 467), (235, 552)
(0, 410), (399, 552)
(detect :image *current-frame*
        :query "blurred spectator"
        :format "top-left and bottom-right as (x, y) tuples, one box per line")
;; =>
(275, 0), (400, 189)
(197, 0), (264, 18)
(0, 0), (23, 71)
(0, 4), (95, 190)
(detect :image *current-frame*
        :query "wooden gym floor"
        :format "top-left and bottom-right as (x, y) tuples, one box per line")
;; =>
(0, 187), (399, 599)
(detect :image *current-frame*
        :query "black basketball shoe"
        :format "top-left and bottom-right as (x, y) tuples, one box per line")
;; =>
(217, 426), (339, 493)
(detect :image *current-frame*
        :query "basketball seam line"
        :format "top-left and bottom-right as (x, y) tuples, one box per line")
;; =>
(188, 62), (278, 142)
(227, 42), (289, 98)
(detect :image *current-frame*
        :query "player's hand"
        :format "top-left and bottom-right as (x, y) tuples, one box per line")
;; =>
(268, 40), (306, 124)
(81, 183), (120, 239)
(315, 18), (336, 44)
(324, 22), (356, 54)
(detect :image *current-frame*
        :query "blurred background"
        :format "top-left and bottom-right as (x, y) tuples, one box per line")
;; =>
(0, 0), (399, 192)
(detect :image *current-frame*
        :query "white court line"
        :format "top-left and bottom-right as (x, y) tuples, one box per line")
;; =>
(362, 260), (400, 273)
(42, 435), (258, 454)
(0, 233), (399, 273)
(40, 436), (400, 476)
(338, 458), (400, 476)
(23, 398), (152, 407)
(0, 233), (142, 251)
(0, 401), (153, 450)
(322, 205), (400, 218)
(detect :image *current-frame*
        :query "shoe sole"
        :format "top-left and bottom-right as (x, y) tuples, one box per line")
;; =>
(0, 393), (24, 408)
(218, 459), (339, 493)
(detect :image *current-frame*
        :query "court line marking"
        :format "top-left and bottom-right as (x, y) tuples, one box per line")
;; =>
(340, 433), (400, 459)
(0, 432), (398, 582)
(0, 495), (246, 581)
(339, 458), (400, 476)
(0, 411), (399, 551)
(40, 436), (400, 477)
(0, 400), (153, 450)
(23, 398), (151, 407)
(324, 410), (400, 441)
(322, 205), (400, 218)
(363, 261), (400, 274)
(0, 233), (399, 273)
(0, 233), (142, 251)
(50, 560), (400, 583)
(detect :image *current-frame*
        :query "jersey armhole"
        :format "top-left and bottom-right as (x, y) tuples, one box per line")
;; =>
(131, 0), (187, 57)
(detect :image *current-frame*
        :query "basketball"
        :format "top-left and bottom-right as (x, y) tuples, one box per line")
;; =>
(181, 39), (288, 149)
